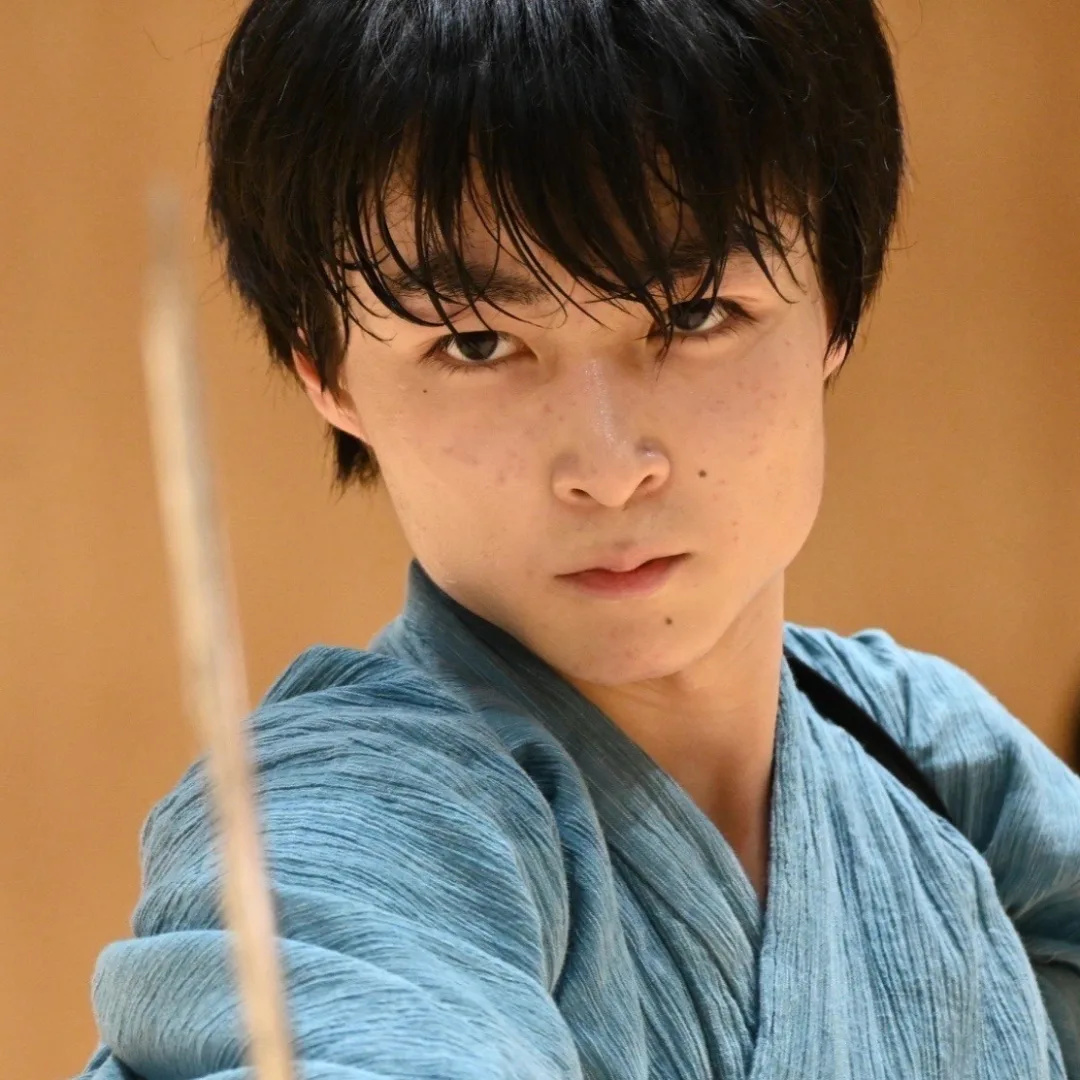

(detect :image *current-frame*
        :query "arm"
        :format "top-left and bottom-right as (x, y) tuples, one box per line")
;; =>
(76, 654), (581, 1080)
(810, 628), (1080, 1075)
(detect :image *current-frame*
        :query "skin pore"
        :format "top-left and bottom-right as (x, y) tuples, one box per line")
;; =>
(293, 192), (845, 904)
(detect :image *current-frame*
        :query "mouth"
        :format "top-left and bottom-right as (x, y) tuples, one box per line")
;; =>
(562, 550), (687, 575)
(556, 553), (689, 599)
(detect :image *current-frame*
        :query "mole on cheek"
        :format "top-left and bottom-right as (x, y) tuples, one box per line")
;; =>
(698, 469), (707, 478)
(664, 616), (674, 626)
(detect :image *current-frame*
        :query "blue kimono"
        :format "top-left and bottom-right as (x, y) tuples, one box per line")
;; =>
(79, 560), (1080, 1078)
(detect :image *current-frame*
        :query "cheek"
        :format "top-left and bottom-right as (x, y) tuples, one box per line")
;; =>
(746, 337), (828, 529)
(432, 420), (530, 488)
(685, 334), (821, 459)
(372, 389), (532, 540)
(681, 328), (827, 540)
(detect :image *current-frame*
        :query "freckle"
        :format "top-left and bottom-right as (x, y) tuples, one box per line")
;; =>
(698, 469), (707, 478)
(664, 616), (673, 626)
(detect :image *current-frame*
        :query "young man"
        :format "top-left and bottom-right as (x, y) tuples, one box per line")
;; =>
(79, 0), (1080, 1076)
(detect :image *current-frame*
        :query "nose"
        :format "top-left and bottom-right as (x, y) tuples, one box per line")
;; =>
(549, 359), (672, 509)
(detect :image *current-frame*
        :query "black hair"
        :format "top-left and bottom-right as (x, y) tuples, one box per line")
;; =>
(206, 0), (906, 490)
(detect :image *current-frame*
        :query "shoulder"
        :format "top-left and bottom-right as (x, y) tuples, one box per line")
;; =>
(783, 622), (1016, 759)
(169, 642), (547, 805)
(138, 644), (566, 927)
(93, 646), (583, 1072)
(783, 622), (1078, 850)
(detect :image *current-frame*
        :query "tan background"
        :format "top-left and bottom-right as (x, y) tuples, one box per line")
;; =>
(2, 1), (1078, 1076)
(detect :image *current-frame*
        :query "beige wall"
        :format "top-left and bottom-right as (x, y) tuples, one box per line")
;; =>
(2, 2), (1077, 1076)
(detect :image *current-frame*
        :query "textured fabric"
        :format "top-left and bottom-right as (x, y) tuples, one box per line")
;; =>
(78, 560), (1080, 1079)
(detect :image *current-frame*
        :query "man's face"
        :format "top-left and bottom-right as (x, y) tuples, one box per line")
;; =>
(300, 201), (843, 688)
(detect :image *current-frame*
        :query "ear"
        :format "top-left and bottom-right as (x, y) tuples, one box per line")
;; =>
(819, 288), (849, 383)
(823, 340), (848, 382)
(292, 350), (370, 443)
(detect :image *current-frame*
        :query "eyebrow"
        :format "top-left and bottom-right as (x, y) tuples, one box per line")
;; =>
(380, 239), (762, 308)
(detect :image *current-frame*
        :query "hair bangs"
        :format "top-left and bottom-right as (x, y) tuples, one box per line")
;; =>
(328, 1), (817, 353)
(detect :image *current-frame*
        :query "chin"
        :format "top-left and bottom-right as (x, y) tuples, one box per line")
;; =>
(545, 634), (705, 688)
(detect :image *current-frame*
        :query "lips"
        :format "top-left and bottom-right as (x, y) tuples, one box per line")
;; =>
(560, 552), (683, 575)
(556, 553), (688, 598)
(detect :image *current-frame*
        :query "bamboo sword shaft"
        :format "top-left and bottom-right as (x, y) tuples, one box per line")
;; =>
(140, 181), (295, 1080)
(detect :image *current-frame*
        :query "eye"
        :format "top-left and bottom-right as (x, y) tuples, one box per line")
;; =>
(418, 297), (751, 375)
(666, 298), (736, 336)
(442, 331), (515, 364)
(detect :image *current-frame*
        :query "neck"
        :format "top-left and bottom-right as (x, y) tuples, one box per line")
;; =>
(565, 573), (786, 900)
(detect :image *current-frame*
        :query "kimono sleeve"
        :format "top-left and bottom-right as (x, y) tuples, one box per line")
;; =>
(75, 667), (581, 1080)
(837, 629), (1080, 1076)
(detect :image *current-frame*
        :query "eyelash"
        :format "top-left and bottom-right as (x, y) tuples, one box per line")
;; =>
(417, 298), (753, 375)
